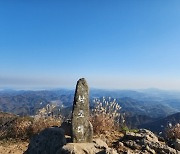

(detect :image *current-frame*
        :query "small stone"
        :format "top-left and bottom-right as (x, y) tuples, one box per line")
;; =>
(118, 142), (124, 147)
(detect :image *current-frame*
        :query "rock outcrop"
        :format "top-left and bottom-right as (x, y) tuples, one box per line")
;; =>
(25, 127), (66, 154)
(26, 131), (117, 154)
(60, 119), (72, 136)
(174, 138), (180, 151)
(116, 129), (179, 154)
(59, 138), (118, 154)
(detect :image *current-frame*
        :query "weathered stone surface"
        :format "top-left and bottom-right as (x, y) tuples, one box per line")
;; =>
(119, 129), (178, 154)
(24, 127), (66, 154)
(125, 129), (159, 143)
(72, 78), (93, 143)
(58, 138), (118, 154)
(60, 120), (72, 136)
(174, 138), (180, 151)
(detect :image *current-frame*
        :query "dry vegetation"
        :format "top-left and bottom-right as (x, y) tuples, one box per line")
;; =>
(165, 123), (180, 139)
(90, 97), (124, 146)
(0, 97), (124, 152)
(91, 97), (122, 134)
(0, 139), (28, 154)
(0, 97), (123, 141)
(0, 103), (63, 141)
(0, 116), (62, 141)
(0, 111), (62, 154)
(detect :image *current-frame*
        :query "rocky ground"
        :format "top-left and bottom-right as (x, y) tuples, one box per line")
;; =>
(0, 128), (180, 154)
(24, 126), (180, 154)
(114, 129), (179, 154)
(0, 139), (28, 154)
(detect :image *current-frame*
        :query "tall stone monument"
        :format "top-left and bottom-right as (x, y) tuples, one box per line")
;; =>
(71, 78), (93, 143)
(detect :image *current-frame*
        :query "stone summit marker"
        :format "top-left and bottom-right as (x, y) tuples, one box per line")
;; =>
(71, 78), (93, 143)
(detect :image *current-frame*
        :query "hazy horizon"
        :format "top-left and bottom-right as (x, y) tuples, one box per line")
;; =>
(1, 82), (180, 92)
(1, 1), (180, 90)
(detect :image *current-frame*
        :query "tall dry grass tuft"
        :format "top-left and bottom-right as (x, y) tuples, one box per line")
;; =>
(165, 123), (180, 139)
(90, 97), (122, 135)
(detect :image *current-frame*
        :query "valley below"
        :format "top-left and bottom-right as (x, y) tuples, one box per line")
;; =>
(0, 88), (180, 133)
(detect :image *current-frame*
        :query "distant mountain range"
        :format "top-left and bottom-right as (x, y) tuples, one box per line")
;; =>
(140, 112), (180, 135)
(0, 88), (180, 133)
(0, 90), (74, 116)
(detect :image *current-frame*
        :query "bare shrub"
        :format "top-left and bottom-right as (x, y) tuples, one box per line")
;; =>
(165, 123), (180, 139)
(0, 116), (62, 140)
(90, 114), (115, 135)
(90, 97), (122, 135)
(29, 117), (61, 136)
(12, 117), (33, 139)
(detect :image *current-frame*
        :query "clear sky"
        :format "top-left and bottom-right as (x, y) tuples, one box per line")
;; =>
(0, 0), (180, 90)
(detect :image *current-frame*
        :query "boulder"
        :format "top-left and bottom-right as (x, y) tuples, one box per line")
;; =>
(58, 138), (118, 154)
(60, 120), (72, 136)
(25, 127), (66, 154)
(119, 129), (178, 154)
(174, 138), (180, 151)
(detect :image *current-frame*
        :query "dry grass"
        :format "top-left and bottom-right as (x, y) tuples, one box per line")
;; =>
(165, 123), (180, 139)
(0, 103), (63, 141)
(0, 116), (62, 140)
(0, 139), (28, 154)
(90, 97), (122, 135)
(91, 114), (115, 135)
(28, 116), (61, 136)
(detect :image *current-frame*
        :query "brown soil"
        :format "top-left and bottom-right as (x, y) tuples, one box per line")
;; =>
(0, 139), (28, 154)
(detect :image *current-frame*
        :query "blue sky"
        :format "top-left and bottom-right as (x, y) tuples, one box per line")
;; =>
(0, 1), (180, 90)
